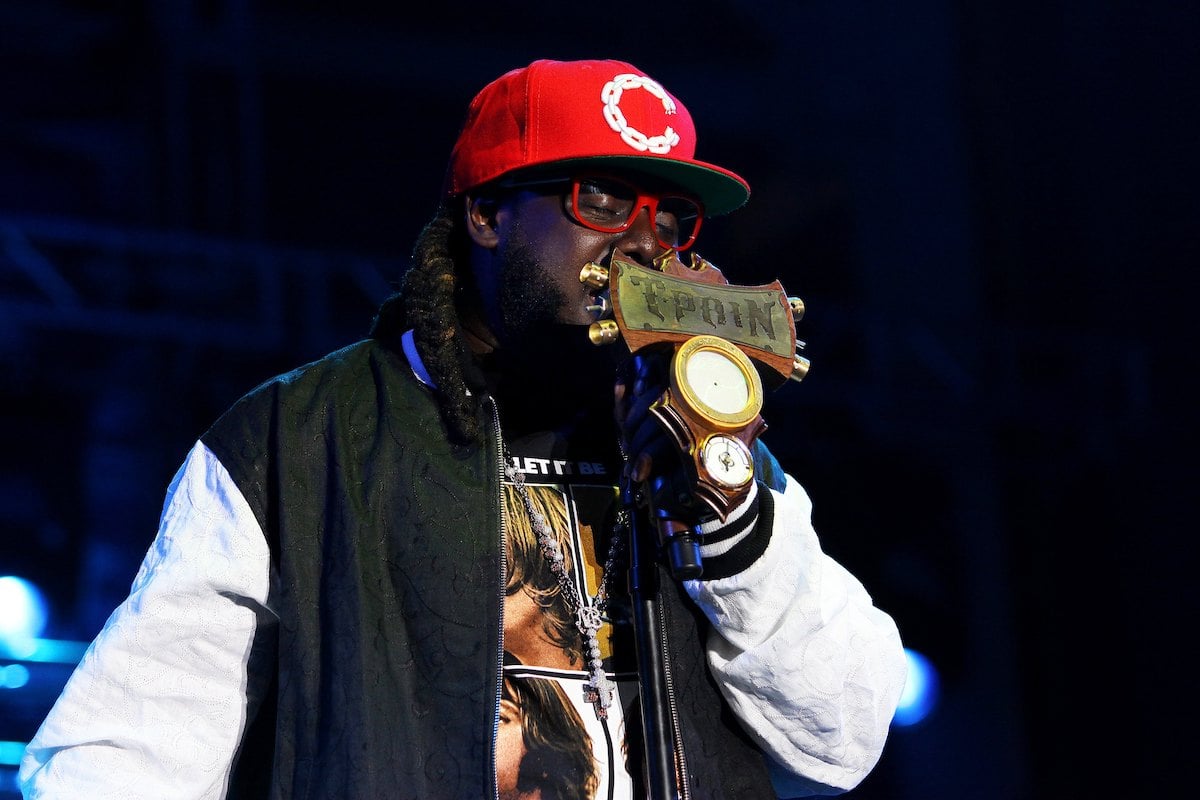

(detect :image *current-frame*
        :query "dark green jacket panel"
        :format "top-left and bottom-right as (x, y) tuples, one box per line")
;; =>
(202, 339), (502, 800)
(663, 567), (776, 798)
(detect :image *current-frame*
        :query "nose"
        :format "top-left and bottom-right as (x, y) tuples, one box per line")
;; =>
(612, 207), (662, 265)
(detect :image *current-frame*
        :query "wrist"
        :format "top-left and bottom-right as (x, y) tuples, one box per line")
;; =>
(691, 482), (773, 580)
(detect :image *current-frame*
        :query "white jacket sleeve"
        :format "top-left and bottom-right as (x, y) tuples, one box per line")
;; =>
(685, 475), (907, 797)
(19, 441), (276, 800)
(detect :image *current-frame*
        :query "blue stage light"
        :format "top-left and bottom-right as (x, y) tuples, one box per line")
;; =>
(893, 647), (940, 727)
(0, 664), (30, 689)
(0, 576), (49, 658)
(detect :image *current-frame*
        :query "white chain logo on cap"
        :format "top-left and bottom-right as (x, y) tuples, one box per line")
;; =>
(601, 73), (680, 154)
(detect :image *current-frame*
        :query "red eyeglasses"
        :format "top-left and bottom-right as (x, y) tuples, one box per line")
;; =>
(499, 175), (705, 251)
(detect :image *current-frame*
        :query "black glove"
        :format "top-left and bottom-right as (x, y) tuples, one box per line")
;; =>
(615, 349), (709, 579)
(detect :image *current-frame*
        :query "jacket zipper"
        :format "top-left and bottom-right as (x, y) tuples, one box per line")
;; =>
(487, 397), (506, 800)
(658, 588), (691, 800)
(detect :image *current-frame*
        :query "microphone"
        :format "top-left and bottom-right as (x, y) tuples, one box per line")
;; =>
(585, 251), (807, 582)
(627, 350), (705, 581)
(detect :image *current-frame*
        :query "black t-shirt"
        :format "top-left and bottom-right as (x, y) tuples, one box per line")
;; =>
(498, 430), (639, 800)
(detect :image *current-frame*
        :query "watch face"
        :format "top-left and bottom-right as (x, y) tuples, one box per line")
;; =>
(684, 349), (750, 415)
(700, 434), (755, 488)
(672, 335), (764, 428)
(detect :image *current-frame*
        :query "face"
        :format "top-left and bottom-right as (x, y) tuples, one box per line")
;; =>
(496, 694), (545, 800)
(468, 174), (686, 344)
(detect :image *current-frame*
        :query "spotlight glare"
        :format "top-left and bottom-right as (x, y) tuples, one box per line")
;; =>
(0, 576), (49, 649)
(893, 647), (939, 727)
(0, 664), (30, 689)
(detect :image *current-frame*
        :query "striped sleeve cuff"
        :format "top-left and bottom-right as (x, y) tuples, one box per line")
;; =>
(694, 481), (773, 581)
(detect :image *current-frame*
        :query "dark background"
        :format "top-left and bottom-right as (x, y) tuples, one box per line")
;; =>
(1, 2), (1196, 798)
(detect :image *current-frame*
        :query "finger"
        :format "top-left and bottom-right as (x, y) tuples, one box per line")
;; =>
(613, 379), (628, 427)
(627, 420), (680, 482)
(625, 406), (663, 459)
(631, 452), (653, 483)
(631, 352), (669, 397)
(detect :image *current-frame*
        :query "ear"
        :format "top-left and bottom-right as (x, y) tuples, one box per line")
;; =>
(466, 193), (500, 248)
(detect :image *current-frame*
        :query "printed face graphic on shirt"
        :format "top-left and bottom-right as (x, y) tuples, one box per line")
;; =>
(498, 676), (599, 800)
(503, 482), (581, 669)
(499, 462), (640, 800)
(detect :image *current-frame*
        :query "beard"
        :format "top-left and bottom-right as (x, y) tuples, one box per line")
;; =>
(488, 237), (626, 418)
(496, 237), (568, 344)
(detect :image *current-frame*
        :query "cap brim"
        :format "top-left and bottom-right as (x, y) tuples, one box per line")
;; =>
(513, 155), (751, 217)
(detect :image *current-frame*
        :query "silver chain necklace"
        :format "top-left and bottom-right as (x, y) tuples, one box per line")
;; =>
(504, 457), (628, 720)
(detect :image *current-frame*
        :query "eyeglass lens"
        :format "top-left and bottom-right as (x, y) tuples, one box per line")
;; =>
(572, 179), (702, 249)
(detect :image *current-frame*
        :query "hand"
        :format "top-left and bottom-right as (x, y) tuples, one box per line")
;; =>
(615, 351), (668, 480)
(615, 350), (709, 579)
(614, 350), (708, 527)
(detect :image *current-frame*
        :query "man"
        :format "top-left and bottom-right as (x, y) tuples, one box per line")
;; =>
(20, 58), (906, 799)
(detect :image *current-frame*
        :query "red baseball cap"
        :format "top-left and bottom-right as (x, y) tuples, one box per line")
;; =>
(445, 59), (751, 216)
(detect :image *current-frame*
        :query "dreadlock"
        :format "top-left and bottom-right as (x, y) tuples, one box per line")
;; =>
(370, 205), (482, 445)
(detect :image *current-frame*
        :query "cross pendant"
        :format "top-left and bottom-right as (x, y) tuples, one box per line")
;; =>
(584, 682), (611, 720)
(584, 670), (616, 720)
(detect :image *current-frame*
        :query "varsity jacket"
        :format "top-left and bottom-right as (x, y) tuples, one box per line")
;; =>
(19, 334), (906, 799)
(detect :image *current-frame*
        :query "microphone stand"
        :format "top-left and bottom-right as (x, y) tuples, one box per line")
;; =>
(624, 477), (682, 800)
